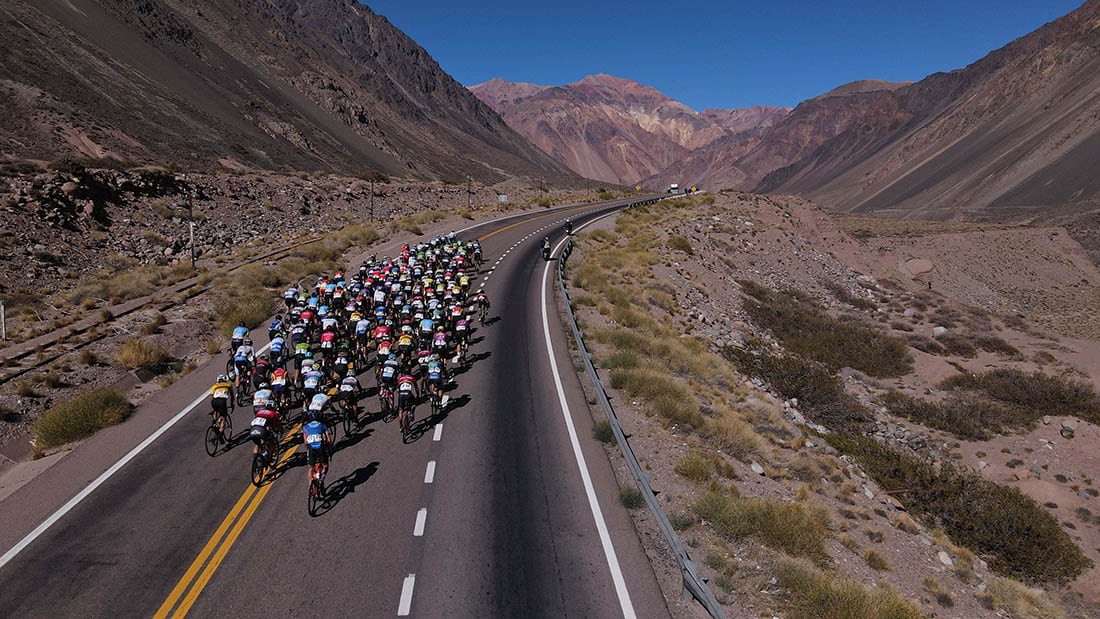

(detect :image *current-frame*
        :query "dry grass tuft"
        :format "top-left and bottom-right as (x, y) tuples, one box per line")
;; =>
(775, 557), (922, 619)
(694, 487), (830, 564)
(33, 389), (132, 448)
(115, 338), (172, 369)
(981, 577), (1064, 618)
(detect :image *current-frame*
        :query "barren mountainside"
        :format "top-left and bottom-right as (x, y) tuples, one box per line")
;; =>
(0, 0), (572, 182)
(470, 74), (787, 185)
(758, 0), (1100, 220)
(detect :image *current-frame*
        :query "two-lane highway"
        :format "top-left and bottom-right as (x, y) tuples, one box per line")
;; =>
(0, 197), (670, 618)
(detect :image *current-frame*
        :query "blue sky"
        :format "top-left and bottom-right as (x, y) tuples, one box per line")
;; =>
(365, 1), (1083, 110)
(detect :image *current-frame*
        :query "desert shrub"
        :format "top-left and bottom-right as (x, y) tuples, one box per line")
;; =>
(33, 389), (132, 448)
(666, 235), (694, 255)
(292, 241), (342, 263)
(822, 281), (875, 311)
(907, 334), (945, 355)
(937, 333), (977, 358)
(608, 367), (702, 427)
(723, 347), (872, 432)
(586, 228), (617, 243)
(78, 349), (100, 366)
(826, 433), (1091, 585)
(674, 452), (716, 483)
(141, 312), (168, 335)
(214, 295), (275, 334)
(973, 334), (1021, 357)
(738, 283), (911, 377)
(115, 338), (172, 369)
(619, 487), (645, 509)
(694, 488), (830, 564)
(982, 576), (1064, 618)
(535, 197), (552, 208)
(940, 368), (1100, 425)
(864, 549), (890, 571)
(705, 414), (760, 460)
(878, 391), (1023, 439)
(593, 420), (614, 444)
(597, 191), (615, 201)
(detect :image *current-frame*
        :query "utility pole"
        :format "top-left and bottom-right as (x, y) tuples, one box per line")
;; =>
(187, 189), (196, 269)
(467, 175), (472, 210)
(1, 300), (6, 341)
(370, 179), (375, 222)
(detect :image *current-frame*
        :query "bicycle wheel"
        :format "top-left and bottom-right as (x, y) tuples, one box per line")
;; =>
(221, 413), (234, 443)
(225, 358), (234, 377)
(250, 454), (265, 487)
(342, 403), (352, 437)
(204, 425), (220, 457)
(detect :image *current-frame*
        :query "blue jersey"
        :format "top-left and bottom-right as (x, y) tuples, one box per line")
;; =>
(303, 420), (327, 450)
(232, 326), (248, 339)
(270, 338), (285, 353)
(419, 318), (433, 332)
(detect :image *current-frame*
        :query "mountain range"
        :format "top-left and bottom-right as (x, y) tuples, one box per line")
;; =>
(473, 0), (1100, 220)
(470, 75), (788, 185)
(0, 0), (572, 183)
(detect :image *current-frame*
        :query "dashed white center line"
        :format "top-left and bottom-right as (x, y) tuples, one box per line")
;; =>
(398, 574), (416, 616)
(432, 423), (443, 441)
(413, 508), (427, 536)
(424, 460), (436, 483)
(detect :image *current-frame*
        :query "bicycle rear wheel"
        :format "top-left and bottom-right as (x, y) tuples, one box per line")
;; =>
(250, 454), (265, 487)
(204, 425), (220, 457)
(342, 403), (353, 437)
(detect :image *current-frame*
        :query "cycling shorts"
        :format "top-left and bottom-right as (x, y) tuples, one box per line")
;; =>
(306, 444), (329, 466)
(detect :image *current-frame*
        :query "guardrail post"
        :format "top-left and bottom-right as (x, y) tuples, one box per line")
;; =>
(1, 300), (5, 340)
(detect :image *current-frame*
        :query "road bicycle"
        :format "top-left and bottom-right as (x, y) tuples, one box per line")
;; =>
(249, 430), (280, 487)
(336, 392), (360, 437)
(307, 461), (327, 515)
(204, 398), (234, 457)
(398, 396), (415, 442)
(378, 385), (395, 421)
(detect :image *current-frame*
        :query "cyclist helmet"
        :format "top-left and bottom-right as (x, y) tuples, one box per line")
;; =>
(258, 382), (270, 390)
(303, 351), (314, 359)
(260, 354), (268, 361)
(217, 374), (228, 382)
(238, 320), (246, 327)
(388, 353), (398, 362)
(244, 338), (253, 346)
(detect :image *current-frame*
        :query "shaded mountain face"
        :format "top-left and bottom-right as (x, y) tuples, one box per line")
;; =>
(471, 74), (787, 185)
(0, 0), (572, 182)
(758, 0), (1100, 219)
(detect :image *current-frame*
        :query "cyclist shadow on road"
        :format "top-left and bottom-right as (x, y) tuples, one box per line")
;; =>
(310, 461), (380, 518)
(406, 393), (472, 443)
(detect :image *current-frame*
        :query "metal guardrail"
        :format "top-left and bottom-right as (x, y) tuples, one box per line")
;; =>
(556, 225), (727, 618)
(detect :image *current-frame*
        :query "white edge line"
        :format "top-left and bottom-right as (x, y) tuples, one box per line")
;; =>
(413, 508), (427, 536)
(0, 340), (273, 569)
(540, 211), (636, 619)
(398, 573), (416, 616)
(424, 461), (436, 484)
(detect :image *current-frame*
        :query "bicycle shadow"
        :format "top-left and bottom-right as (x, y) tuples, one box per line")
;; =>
(406, 393), (472, 442)
(311, 461), (380, 517)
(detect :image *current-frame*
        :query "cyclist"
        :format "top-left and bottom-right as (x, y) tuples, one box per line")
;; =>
(270, 366), (289, 411)
(252, 355), (272, 390)
(249, 405), (282, 458)
(454, 317), (469, 362)
(231, 321), (249, 351)
(396, 371), (419, 427)
(475, 291), (490, 323)
(268, 314), (284, 341)
(301, 365), (325, 401)
(425, 355), (446, 409)
(335, 374), (362, 418)
(542, 236), (551, 260)
(302, 412), (332, 494)
(331, 349), (351, 380)
(209, 374), (233, 435)
(233, 338), (255, 389)
(565, 218), (573, 235)
(306, 392), (331, 425)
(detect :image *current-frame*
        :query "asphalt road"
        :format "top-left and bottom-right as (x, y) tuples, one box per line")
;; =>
(0, 197), (671, 618)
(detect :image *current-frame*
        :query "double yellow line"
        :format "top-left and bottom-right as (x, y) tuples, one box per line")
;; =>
(154, 425), (302, 618)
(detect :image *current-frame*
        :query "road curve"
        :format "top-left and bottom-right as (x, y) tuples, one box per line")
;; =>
(0, 197), (671, 618)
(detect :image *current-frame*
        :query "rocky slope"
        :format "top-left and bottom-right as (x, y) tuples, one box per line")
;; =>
(0, 0), (572, 183)
(758, 0), (1100, 220)
(470, 74), (787, 185)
